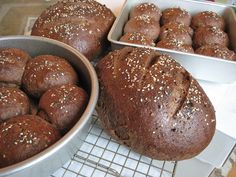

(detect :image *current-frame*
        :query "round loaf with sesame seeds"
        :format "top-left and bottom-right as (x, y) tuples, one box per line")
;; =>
(161, 8), (192, 26)
(159, 22), (193, 45)
(38, 84), (88, 134)
(0, 87), (30, 123)
(156, 39), (194, 53)
(120, 32), (155, 47)
(96, 47), (216, 161)
(124, 15), (161, 40)
(191, 11), (225, 30)
(0, 48), (31, 87)
(130, 3), (162, 22)
(31, 0), (115, 60)
(0, 115), (61, 168)
(193, 26), (229, 48)
(195, 44), (236, 61)
(22, 55), (78, 98)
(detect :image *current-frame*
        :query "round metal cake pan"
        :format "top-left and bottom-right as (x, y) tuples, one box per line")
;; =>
(0, 36), (99, 177)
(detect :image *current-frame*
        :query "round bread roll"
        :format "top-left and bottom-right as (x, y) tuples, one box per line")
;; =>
(130, 3), (162, 22)
(193, 26), (229, 48)
(0, 48), (31, 87)
(159, 22), (193, 45)
(22, 55), (78, 98)
(0, 87), (30, 123)
(31, 0), (115, 60)
(124, 15), (160, 40)
(161, 8), (191, 26)
(38, 84), (88, 134)
(96, 47), (216, 161)
(157, 39), (194, 53)
(160, 22), (193, 37)
(120, 32), (155, 46)
(191, 11), (225, 30)
(0, 115), (61, 168)
(195, 45), (236, 61)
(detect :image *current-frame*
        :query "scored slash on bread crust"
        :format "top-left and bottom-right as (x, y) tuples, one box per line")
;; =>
(96, 47), (216, 161)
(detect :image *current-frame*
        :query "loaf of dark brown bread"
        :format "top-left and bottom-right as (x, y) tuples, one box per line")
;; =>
(120, 32), (155, 47)
(193, 26), (229, 48)
(156, 39), (194, 53)
(161, 7), (192, 26)
(0, 48), (31, 87)
(0, 87), (30, 123)
(96, 47), (216, 161)
(0, 115), (61, 168)
(22, 55), (78, 98)
(31, 0), (115, 60)
(129, 3), (162, 22)
(124, 15), (160, 40)
(191, 11), (225, 30)
(38, 84), (88, 134)
(195, 45), (236, 61)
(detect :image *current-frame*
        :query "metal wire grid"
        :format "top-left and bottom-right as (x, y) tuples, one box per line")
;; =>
(52, 113), (177, 177)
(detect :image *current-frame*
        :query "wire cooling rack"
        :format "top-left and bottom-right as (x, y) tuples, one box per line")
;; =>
(51, 113), (177, 177)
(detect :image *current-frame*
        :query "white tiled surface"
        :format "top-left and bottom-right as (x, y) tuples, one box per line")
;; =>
(51, 114), (177, 177)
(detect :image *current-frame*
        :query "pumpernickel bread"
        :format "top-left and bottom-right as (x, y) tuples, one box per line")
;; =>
(130, 3), (162, 22)
(0, 87), (30, 123)
(31, 0), (115, 60)
(0, 48), (30, 87)
(96, 47), (216, 161)
(38, 84), (88, 134)
(22, 55), (78, 98)
(0, 115), (61, 168)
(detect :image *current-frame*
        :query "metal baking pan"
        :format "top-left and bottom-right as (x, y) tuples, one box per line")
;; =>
(108, 0), (236, 83)
(0, 36), (99, 177)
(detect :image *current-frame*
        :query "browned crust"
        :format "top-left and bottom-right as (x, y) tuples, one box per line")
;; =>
(96, 47), (216, 161)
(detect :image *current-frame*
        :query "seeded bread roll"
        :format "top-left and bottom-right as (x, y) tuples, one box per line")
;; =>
(0, 87), (30, 123)
(31, 0), (115, 60)
(157, 39), (194, 53)
(120, 32), (155, 47)
(96, 47), (216, 160)
(159, 22), (193, 45)
(160, 22), (193, 37)
(191, 11), (225, 30)
(22, 55), (78, 98)
(195, 45), (236, 61)
(161, 8), (191, 26)
(193, 26), (229, 48)
(130, 3), (162, 22)
(124, 15), (160, 40)
(38, 84), (88, 134)
(0, 115), (61, 168)
(0, 48), (31, 87)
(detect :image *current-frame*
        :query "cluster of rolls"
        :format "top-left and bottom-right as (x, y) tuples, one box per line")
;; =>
(0, 48), (88, 168)
(120, 3), (236, 61)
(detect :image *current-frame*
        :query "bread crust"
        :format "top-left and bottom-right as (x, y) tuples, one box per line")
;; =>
(31, 0), (115, 60)
(22, 55), (78, 98)
(38, 84), (88, 134)
(0, 115), (61, 168)
(0, 48), (30, 87)
(96, 47), (216, 160)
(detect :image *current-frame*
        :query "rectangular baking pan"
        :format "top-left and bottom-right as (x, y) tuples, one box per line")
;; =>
(108, 0), (236, 83)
